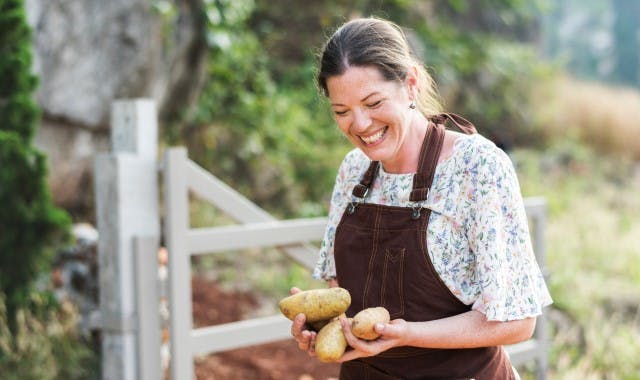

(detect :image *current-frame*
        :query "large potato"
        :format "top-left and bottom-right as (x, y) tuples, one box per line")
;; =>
(351, 307), (390, 340)
(309, 313), (345, 332)
(315, 318), (349, 362)
(278, 288), (351, 323)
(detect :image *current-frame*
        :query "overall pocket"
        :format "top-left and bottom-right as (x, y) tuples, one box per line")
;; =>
(380, 248), (405, 318)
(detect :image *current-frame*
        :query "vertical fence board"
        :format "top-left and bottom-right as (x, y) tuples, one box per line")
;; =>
(135, 236), (161, 380)
(164, 148), (194, 379)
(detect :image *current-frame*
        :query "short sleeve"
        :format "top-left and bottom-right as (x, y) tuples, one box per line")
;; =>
(312, 149), (365, 280)
(466, 144), (552, 321)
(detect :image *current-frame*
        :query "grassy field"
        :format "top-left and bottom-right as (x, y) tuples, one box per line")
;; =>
(518, 75), (640, 379)
(513, 142), (640, 379)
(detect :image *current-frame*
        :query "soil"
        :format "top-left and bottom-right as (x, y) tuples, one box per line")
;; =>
(191, 277), (341, 380)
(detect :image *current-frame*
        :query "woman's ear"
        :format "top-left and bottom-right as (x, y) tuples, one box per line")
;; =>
(405, 65), (419, 99)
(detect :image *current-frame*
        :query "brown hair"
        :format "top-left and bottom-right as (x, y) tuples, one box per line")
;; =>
(317, 17), (443, 116)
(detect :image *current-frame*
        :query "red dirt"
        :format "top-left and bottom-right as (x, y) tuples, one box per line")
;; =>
(191, 277), (341, 380)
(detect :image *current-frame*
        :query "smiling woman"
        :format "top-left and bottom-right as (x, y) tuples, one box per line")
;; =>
(287, 17), (553, 380)
(326, 66), (423, 174)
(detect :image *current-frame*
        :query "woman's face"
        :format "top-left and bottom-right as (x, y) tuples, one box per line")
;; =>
(326, 65), (419, 173)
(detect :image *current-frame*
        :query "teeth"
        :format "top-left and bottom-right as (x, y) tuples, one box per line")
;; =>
(361, 128), (386, 144)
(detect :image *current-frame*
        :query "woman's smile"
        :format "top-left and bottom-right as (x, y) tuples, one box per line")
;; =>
(360, 126), (388, 145)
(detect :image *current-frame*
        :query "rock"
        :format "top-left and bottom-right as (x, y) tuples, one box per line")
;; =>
(24, 0), (208, 212)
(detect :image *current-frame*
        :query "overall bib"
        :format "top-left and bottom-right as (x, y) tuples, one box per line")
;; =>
(334, 114), (515, 380)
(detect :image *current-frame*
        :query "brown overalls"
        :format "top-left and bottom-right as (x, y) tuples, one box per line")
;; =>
(334, 114), (515, 380)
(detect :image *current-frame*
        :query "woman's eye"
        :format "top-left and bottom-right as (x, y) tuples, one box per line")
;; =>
(334, 110), (348, 116)
(367, 100), (382, 108)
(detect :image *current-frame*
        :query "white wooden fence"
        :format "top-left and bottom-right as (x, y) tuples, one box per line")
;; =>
(96, 99), (550, 380)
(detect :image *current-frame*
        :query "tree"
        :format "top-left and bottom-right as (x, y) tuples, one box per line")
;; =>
(0, 0), (70, 331)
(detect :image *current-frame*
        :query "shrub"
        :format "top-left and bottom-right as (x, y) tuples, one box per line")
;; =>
(0, 0), (70, 329)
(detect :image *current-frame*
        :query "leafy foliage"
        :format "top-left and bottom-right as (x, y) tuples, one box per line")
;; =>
(179, 0), (351, 217)
(169, 0), (550, 217)
(0, 292), (97, 380)
(0, 0), (70, 330)
(0, 0), (40, 142)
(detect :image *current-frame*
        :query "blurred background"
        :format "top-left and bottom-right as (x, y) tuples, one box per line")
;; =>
(1, 0), (639, 379)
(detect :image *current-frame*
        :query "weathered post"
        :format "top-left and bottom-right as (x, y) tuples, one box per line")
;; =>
(95, 99), (160, 380)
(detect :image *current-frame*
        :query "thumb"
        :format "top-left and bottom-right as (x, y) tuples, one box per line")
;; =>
(376, 320), (404, 338)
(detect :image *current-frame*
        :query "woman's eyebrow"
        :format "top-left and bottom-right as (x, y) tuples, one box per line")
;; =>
(360, 92), (380, 102)
(331, 92), (380, 107)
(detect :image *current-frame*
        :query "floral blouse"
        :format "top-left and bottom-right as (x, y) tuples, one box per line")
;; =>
(313, 133), (552, 321)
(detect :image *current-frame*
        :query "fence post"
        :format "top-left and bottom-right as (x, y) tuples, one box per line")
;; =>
(95, 99), (160, 380)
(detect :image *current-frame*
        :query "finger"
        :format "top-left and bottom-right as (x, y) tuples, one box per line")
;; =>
(339, 317), (365, 350)
(290, 287), (302, 295)
(291, 313), (307, 337)
(297, 330), (311, 350)
(307, 331), (317, 356)
(376, 319), (405, 338)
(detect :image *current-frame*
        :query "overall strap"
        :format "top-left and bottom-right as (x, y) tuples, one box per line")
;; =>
(352, 113), (477, 201)
(410, 122), (445, 202)
(431, 112), (477, 135)
(352, 161), (380, 198)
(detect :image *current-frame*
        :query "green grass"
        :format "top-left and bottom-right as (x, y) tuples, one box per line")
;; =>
(512, 141), (640, 379)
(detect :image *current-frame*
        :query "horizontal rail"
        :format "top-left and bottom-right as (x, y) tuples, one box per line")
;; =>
(185, 156), (320, 268)
(190, 315), (291, 355)
(187, 218), (326, 255)
(505, 339), (542, 365)
(524, 197), (546, 218)
(186, 159), (273, 222)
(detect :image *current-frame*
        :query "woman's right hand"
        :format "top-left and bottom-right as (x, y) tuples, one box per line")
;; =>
(289, 287), (317, 356)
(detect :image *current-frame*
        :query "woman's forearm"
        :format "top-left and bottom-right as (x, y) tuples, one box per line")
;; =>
(404, 310), (536, 348)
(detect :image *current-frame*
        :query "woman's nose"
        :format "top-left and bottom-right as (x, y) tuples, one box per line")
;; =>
(351, 109), (371, 132)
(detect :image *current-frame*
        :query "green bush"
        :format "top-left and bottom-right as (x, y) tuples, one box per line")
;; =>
(0, 0), (70, 329)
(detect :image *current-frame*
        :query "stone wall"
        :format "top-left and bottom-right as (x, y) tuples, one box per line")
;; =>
(25, 0), (208, 216)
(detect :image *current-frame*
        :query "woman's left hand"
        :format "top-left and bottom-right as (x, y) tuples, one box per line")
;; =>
(337, 317), (410, 362)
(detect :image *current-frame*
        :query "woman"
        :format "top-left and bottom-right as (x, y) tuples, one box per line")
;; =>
(290, 17), (552, 379)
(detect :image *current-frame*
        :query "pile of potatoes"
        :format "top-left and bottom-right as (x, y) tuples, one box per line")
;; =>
(278, 287), (390, 362)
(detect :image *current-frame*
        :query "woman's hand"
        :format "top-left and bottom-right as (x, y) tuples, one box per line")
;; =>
(288, 287), (317, 357)
(337, 317), (410, 362)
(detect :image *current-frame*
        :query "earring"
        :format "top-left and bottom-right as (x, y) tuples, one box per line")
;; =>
(409, 101), (416, 109)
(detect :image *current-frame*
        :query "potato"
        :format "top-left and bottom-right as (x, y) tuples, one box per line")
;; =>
(315, 318), (349, 362)
(278, 288), (351, 323)
(309, 313), (345, 332)
(309, 319), (330, 332)
(351, 307), (390, 340)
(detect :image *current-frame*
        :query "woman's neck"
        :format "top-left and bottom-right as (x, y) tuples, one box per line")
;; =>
(380, 113), (429, 174)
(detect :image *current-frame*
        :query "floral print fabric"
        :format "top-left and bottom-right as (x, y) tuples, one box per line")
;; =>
(313, 133), (552, 321)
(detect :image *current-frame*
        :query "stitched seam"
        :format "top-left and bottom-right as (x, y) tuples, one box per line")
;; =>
(381, 251), (388, 308)
(362, 207), (381, 310)
(398, 249), (405, 316)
